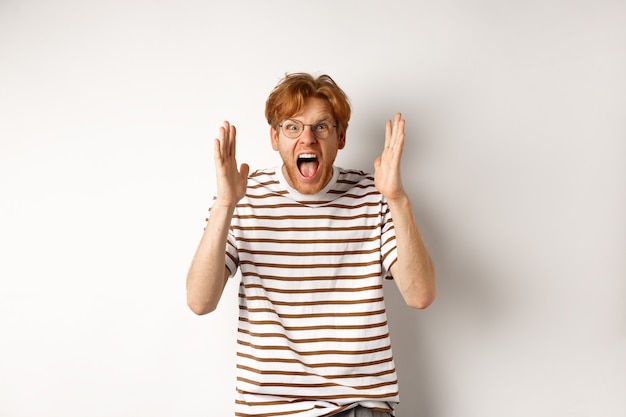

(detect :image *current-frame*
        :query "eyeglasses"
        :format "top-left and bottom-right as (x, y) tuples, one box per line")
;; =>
(278, 119), (337, 140)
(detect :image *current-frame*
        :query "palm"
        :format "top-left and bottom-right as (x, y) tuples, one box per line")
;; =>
(214, 122), (249, 206)
(374, 113), (406, 201)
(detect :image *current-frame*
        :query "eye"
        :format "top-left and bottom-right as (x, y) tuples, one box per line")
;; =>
(314, 122), (329, 131)
(283, 121), (301, 132)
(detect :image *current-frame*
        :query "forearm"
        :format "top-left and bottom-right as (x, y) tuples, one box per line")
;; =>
(186, 203), (235, 315)
(387, 193), (436, 309)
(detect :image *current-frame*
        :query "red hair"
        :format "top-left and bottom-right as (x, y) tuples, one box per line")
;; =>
(265, 73), (351, 137)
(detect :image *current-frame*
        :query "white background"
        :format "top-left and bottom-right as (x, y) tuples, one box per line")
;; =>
(1, 1), (625, 416)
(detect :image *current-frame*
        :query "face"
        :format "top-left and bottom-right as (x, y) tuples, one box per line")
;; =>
(271, 97), (346, 194)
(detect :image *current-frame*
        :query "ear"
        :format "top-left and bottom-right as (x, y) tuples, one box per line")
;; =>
(270, 126), (279, 151)
(338, 131), (346, 150)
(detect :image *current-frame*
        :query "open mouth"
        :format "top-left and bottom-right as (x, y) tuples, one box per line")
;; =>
(297, 153), (319, 179)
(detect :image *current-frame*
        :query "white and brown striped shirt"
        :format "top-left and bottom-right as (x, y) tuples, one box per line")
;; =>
(221, 166), (399, 417)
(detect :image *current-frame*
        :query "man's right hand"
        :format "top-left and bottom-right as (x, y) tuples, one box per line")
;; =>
(213, 121), (249, 207)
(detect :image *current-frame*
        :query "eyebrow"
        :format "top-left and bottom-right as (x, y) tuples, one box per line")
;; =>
(286, 117), (334, 124)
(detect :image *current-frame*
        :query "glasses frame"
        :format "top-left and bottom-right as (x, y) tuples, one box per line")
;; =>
(278, 119), (338, 140)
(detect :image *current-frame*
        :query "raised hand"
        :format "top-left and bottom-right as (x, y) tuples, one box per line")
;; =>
(213, 121), (249, 207)
(374, 113), (407, 201)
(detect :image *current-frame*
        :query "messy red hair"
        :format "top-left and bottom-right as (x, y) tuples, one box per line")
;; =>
(265, 73), (351, 137)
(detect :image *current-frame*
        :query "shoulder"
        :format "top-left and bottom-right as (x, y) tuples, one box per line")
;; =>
(248, 167), (277, 182)
(335, 167), (374, 186)
(240, 167), (288, 202)
(333, 167), (377, 193)
(247, 168), (281, 190)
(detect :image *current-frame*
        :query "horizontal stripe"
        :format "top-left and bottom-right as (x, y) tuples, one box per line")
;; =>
(237, 364), (396, 379)
(237, 340), (391, 356)
(243, 284), (382, 294)
(238, 317), (388, 331)
(237, 376), (398, 391)
(231, 224), (381, 232)
(244, 189), (380, 201)
(239, 260), (381, 269)
(236, 352), (394, 369)
(237, 328), (389, 344)
(243, 295), (384, 306)
(236, 201), (380, 210)
(236, 389), (399, 401)
(237, 247), (380, 257)
(241, 271), (382, 281)
(236, 235), (381, 244)
(234, 213), (380, 221)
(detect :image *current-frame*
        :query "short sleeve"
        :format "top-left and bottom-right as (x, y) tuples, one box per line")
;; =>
(208, 200), (239, 279)
(380, 198), (398, 279)
(224, 228), (239, 278)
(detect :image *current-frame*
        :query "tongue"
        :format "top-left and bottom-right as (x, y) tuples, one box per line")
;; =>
(299, 160), (318, 178)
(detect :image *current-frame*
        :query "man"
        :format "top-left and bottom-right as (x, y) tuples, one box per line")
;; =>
(186, 73), (435, 417)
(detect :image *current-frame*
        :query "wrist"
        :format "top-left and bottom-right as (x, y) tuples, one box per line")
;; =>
(385, 191), (411, 206)
(211, 199), (237, 211)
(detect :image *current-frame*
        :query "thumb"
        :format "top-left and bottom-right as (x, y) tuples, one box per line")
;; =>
(240, 163), (250, 179)
(373, 157), (381, 172)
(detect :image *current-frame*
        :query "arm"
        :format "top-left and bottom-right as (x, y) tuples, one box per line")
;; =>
(374, 113), (436, 309)
(186, 122), (249, 315)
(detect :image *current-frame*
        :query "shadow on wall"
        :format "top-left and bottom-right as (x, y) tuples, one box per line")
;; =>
(384, 200), (503, 417)
(385, 282), (435, 417)
(350, 93), (503, 416)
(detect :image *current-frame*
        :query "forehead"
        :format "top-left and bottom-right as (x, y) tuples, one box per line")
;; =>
(289, 97), (334, 121)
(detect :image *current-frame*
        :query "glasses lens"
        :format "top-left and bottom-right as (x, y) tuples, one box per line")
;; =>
(313, 122), (331, 139)
(281, 120), (303, 139)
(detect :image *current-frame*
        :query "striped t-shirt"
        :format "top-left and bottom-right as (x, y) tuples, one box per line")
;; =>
(222, 166), (400, 417)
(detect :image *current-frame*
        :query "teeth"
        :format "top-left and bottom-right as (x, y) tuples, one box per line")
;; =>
(299, 153), (317, 159)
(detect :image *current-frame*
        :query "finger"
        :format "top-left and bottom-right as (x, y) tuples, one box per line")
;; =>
(385, 113), (403, 150)
(391, 113), (402, 139)
(220, 121), (231, 158)
(393, 119), (405, 157)
(213, 137), (221, 162)
(217, 123), (228, 160)
(229, 124), (237, 158)
(392, 114), (405, 149)
(221, 121), (237, 158)
(394, 112), (402, 125)
(215, 122), (228, 162)
(395, 127), (405, 156)
(384, 119), (392, 149)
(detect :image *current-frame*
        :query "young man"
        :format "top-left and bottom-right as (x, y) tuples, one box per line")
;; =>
(186, 73), (435, 417)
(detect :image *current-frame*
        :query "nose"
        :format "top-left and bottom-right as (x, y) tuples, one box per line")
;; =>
(298, 125), (318, 144)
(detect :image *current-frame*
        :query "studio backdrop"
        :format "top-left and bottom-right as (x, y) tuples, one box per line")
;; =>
(1, 1), (624, 416)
